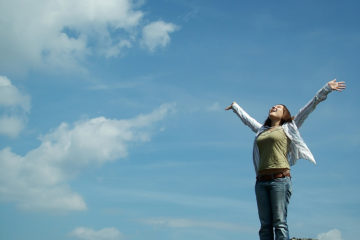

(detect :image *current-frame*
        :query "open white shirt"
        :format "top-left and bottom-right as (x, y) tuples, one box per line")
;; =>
(231, 84), (333, 174)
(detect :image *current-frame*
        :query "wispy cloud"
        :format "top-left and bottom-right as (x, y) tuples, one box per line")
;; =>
(0, 76), (31, 137)
(70, 227), (124, 240)
(141, 21), (179, 52)
(317, 229), (343, 240)
(0, 103), (175, 212)
(206, 102), (222, 112)
(140, 217), (255, 233)
(105, 189), (254, 210)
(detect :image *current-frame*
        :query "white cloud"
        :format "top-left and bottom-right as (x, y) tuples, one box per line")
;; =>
(0, 76), (30, 137)
(112, 189), (253, 209)
(206, 102), (221, 112)
(141, 217), (254, 232)
(0, 116), (27, 138)
(0, 103), (175, 212)
(0, 0), (178, 73)
(141, 21), (179, 52)
(70, 227), (124, 240)
(0, 76), (30, 112)
(317, 229), (343, 240)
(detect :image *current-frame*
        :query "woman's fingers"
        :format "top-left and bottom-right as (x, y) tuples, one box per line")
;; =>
(328, 79), (346, 91)
(336, 81), (346, 91)
(225, 105), (232, 110)
(225, 102), (236, 110)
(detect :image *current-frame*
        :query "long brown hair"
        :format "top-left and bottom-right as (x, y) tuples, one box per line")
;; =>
(264, 104), (294, 127)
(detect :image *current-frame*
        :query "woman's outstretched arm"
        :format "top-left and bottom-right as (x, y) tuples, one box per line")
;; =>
(294, 79), (346, 128)
(225, 102), (262, 133)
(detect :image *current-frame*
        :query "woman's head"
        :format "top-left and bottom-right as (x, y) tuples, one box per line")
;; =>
(264, 104), (293, 127)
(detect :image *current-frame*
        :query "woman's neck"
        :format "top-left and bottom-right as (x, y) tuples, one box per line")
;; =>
(271, 120), (281, 127)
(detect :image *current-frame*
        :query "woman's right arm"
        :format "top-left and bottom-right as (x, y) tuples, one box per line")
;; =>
(225, 102), (262, 133)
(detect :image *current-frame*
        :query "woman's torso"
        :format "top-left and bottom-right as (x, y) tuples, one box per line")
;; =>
(256, 126), (290, 174)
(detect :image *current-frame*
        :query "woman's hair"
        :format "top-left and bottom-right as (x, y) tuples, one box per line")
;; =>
(264, 104), (294, 127)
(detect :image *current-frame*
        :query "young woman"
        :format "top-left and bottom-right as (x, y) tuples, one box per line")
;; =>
(225, 79), (346, 240)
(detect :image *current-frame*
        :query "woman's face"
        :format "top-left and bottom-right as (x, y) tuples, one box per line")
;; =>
(268, 105), (284, 121)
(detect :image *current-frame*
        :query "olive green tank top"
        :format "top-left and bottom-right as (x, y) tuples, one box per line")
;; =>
(256, 126), (290, 171)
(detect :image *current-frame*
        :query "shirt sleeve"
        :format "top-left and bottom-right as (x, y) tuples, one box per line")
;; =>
(232, 102), (262, 133)
(294, 83), (333, 128)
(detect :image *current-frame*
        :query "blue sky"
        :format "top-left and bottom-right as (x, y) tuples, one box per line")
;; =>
(0, 0), (359, 239)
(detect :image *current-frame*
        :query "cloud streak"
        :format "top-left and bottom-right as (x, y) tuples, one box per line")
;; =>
(104, 188), (254, 211)
(70, 227), (124, 240)
(140, 217), (255, 233)
(0, 103), (175, 212)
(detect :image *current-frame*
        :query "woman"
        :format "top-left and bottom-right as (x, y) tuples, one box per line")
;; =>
(225, 79), (346, 240)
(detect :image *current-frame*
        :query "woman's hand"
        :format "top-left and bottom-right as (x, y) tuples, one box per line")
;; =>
(225, 102), (236, 111)
(328, 79), (346, 92)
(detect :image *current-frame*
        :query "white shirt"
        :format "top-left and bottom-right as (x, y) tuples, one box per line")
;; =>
(231, 84), (333, 174)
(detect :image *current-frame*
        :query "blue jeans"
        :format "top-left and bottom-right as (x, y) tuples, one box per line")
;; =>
(255, 177), (292, 240)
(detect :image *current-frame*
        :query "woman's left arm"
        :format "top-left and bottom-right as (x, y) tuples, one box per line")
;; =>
(294, 79), (346, 128)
